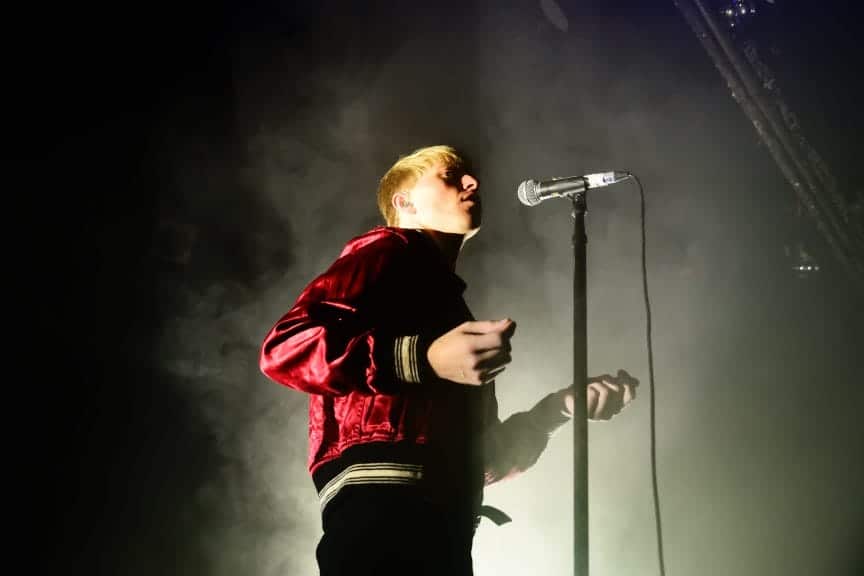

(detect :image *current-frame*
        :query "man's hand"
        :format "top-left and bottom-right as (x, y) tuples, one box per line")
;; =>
(427, 319), (516, 385)
(564, 369), (638, 421)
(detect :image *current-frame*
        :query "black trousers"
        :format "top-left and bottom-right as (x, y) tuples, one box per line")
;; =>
(316, 486), (476, 576)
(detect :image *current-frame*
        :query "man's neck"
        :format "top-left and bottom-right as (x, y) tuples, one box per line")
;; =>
(418, 229), (464, 270)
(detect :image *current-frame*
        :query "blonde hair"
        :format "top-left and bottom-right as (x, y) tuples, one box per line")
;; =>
(376, 145), (465, 226)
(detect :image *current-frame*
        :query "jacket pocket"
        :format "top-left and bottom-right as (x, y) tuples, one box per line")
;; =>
(361, 393), (403, 435)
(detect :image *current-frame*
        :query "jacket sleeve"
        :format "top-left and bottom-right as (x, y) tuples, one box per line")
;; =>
(482, 385), (572, 485)
(259, 236), (432, 396)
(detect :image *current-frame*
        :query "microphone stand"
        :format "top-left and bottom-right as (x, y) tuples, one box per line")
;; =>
(571, 192), (589, 576)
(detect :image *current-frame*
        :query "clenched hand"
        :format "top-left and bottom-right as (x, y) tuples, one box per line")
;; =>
(427, 319), (516, 385)
(564, 369), (639, 421)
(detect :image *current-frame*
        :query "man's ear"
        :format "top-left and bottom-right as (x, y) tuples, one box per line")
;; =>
(392, 192), (414, 213)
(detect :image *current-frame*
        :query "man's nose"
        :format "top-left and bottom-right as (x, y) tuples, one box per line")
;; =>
(461, 174), (478, 191)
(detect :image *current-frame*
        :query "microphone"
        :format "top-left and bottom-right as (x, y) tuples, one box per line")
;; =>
(517, 171), (632, 206)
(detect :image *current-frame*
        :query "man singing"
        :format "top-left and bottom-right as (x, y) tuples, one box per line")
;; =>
(259, 145), (637, 575)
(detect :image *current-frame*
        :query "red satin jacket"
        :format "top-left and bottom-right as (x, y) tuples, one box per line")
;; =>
(259, 227), (569, 518)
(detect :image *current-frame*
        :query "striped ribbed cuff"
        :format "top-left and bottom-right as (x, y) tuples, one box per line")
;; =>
(318, 462), (424, 512)
(394, 335), (422, 384)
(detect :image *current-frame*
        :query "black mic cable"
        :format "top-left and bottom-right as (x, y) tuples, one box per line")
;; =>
(631, 172), (667, 576)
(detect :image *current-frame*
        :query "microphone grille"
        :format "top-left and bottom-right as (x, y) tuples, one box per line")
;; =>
(517, 179), (539, 206)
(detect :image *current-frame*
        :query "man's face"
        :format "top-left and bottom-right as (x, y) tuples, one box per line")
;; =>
(404, 162), (481, 236)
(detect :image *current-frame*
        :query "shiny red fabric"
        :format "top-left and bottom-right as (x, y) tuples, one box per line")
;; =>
(260, 228), (403, 397)
(260, 226), (568, 486)
(260, 227), (447, 472)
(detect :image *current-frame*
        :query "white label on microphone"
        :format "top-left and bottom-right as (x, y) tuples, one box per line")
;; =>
(585, 172), (617, 188)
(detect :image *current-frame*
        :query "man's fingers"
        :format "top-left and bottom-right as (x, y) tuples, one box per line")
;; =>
(606, 383), (625, 417)
(616, 369), (639, 388)
(480, 366), (506, 384)
(474, 349), (512, 368)
(462, 365), (506, 386)
(474, 348), (500, 363)
(467, 349), (512, 386)
(582, 374), (637, 420)
(622, 383), (635, 405)
(588, 370), (639, 388)
(469, 331), (513, 353)
(589, 382), (608, 419)
(586, 385), (599, 416)
(461, 320), (500, 334)
(501, 320), (517, 339)
(473, 346), (511, 368)
(588, 374), (615, 386)
(461, 319), (516, 335)
(588, 382), (626, 420)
